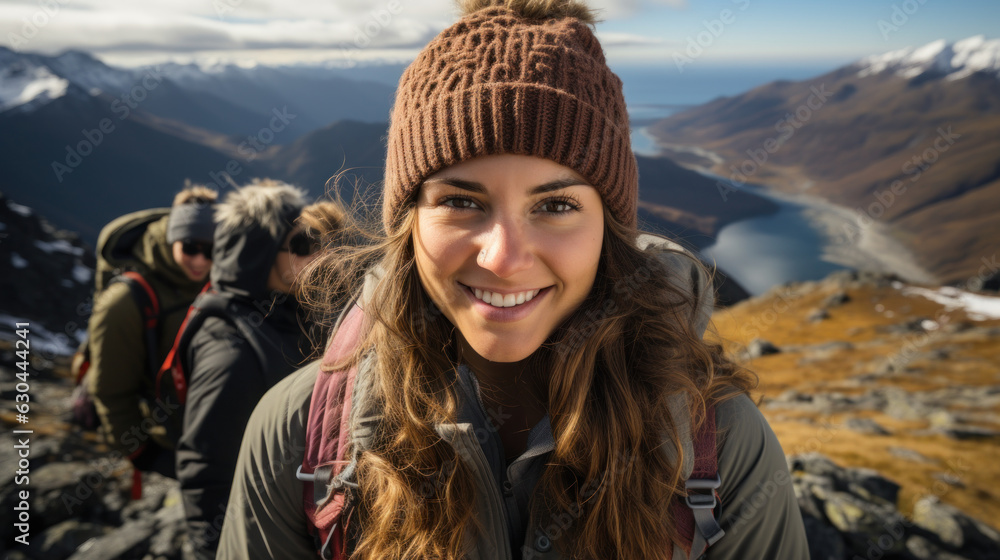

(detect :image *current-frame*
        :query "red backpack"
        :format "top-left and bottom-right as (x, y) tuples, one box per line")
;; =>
(298, 305), (724, 560)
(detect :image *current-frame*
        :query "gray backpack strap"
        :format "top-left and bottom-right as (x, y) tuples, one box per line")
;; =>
(666, 393), (725, 559)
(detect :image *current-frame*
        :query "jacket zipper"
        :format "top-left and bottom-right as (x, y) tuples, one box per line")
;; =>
(463, 428), (513, 560)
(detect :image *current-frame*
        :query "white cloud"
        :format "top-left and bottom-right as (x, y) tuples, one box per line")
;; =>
(597, 31), (667, 47)
(0, 0), (688, 65)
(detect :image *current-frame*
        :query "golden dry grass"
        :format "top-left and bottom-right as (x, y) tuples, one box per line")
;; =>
(711, 280), (1000, 524)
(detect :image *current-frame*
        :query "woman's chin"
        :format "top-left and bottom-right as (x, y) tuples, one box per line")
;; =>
(464, 335), (540, 364)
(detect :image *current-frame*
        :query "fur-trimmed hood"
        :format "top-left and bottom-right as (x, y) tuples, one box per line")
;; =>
(210, 182), (307, 299)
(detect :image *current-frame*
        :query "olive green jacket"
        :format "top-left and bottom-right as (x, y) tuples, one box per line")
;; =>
(217, 236), (809, 559)
(87, 213), (205, 454)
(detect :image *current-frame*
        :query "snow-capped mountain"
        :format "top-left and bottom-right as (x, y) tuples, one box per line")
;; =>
(0, 46), (396, 136)
(0, 61), (69, 113)
(857, 35), (1000, 81)
(0, 47), (142, 114)
(649, 35), (1000, 286)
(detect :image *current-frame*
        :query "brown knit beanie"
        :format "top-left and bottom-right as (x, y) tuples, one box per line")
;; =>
(383, 0), (638, 232)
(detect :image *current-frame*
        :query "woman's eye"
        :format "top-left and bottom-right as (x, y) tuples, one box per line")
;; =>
(442, 196), (479, 210)
(538, 198), (581, 214)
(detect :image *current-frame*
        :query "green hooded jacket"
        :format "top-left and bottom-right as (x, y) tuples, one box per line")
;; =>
(87, 210), (206, 455)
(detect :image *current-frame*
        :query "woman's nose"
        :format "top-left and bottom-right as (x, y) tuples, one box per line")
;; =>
(476, 219), (533, 278)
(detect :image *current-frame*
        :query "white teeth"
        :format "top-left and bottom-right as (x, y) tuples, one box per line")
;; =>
(471, 287), (542, 308)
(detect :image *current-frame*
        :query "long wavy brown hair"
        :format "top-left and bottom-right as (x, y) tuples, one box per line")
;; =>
(299, 180), (758, 558)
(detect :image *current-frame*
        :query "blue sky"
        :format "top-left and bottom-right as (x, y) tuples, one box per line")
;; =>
(1, 0), (996, 70)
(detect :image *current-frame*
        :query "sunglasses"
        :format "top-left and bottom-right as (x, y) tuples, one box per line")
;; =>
(181, 240), (213, 259)
(279, 231), (320, 257)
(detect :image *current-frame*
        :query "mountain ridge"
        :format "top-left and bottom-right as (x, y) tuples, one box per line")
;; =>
(648, 36), (1000, 286)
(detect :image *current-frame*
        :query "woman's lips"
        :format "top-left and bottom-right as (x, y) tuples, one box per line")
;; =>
(459, 283), (551, 323)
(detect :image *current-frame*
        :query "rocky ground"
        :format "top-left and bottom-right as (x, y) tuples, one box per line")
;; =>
(2, 270), (999, 559)
(713, 269), (1000, 559)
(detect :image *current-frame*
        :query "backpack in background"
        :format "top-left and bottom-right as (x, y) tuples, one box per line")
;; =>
(70, 209), (170, 429)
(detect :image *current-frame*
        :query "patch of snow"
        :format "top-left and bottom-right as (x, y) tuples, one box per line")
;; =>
(34, 239), (84, 256)
(900, 285), (1000, 320)
(857, 35), (1000, 81)
(7, 201), (32, 216)
(72, 263), (93, 283)
(11, 252), (28, 269)
(0, 62), (68, 113)
(0, 313), (78, 357)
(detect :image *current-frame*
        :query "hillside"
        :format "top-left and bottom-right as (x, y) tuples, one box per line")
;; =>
(649, 36), (1000, 286)
(711, 269), (1000, 543)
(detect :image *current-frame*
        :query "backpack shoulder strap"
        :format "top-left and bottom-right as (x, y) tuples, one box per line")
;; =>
(671, 404), (724, 560)
(155, 284), (212, 405)
(155, 288), (272, 406)
(112, 271), (161, 378)
(298, 303), (365, 560)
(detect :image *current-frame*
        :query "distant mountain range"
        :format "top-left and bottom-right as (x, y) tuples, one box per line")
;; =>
(0, 45), (775, 266)
(649, 36), (1000, 285)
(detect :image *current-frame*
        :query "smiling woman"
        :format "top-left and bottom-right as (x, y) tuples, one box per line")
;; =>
(217, 1), (809, 559)
(414, 155), (605, 363)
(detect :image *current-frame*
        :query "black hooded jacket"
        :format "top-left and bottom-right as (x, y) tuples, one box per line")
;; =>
(176, 205), (312, 559)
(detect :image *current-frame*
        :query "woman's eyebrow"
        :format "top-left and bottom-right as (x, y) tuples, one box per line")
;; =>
(422, 177), (590, 194)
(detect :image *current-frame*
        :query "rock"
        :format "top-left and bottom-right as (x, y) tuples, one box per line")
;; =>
(67, 485), (186, 560)
(905, 534), (970, 560)
(912, 496), (1000, 556)
(746, 338), (781, 358)
(26, 520), (113, 560)
(842, 468), (900, 506)
(788, 453), (842, 479)
(929, 410), (958, 428)
(879, 317), (934, 335)
(66, 515), (157, 560)
(822, 492), (907, 554)
(822, 291), (851, 308)
(807, 308), (830, 322)
(933, 472), (966, 489)
(888, 446), (936, 464)
(844, 418), (891, 436)
(937, 426), (1000, 441)
(121, 472), (175, 521)
(883, 388), (931, 420)
(28, 461), (109, 528)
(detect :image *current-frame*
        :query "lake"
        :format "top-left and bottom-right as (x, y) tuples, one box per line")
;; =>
(699, 182), (847, 296)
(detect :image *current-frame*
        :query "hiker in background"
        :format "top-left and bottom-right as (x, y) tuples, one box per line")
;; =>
(220, 1), (808, 559)
(86, 184), (217, 479)
(175, 183), (346, 559)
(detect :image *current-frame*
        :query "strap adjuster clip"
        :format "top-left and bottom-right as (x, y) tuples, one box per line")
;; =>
(296, 465), (316, 482)
(685, 474), (721, 509)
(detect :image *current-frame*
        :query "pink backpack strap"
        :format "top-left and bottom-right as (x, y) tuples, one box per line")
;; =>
(298, 304), (365, 559)
(671, 404), (724, 560)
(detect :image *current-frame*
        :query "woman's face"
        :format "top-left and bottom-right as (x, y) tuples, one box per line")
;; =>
(268, 227), (319, 294)
(413, 154), (604, 363)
